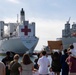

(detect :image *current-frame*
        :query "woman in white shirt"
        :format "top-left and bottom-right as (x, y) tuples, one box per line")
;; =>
(20, 53), (34, 75)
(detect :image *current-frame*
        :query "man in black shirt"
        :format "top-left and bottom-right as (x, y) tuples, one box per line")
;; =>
(2, 51), (14, 75)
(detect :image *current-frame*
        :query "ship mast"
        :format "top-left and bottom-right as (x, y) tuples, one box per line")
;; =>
(20, 8), (25, 24)
(17, 14), (19, 23)
(67, 17), (71, 24)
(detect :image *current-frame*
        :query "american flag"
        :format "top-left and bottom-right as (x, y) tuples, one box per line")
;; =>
(71, 32), (76, 36)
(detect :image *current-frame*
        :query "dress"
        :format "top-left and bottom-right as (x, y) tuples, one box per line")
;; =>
(21, 62), (34, 75)
(51, 53), (61, 72)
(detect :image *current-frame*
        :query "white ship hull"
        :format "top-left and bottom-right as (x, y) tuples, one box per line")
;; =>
(0, 37), (39, 54)
(62, 37), (76, 49)
(0, 8), (39, 55)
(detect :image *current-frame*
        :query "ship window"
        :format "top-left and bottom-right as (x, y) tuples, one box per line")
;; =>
(14, 29), (16, 31)
(1, 29), (3, 31)
(1, 32), (3, 37)
(10, 33), (12, 35)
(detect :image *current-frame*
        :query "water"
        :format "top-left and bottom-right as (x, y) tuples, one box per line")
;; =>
(0, 56), (5, 61)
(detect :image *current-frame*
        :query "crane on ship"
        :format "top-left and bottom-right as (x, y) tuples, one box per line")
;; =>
(67, 17), (71, 24)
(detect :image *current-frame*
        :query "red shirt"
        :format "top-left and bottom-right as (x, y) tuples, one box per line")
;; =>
(70, 57), (76, 73)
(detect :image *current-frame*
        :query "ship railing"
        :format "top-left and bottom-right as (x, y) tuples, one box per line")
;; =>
(1, 36), (39, 41)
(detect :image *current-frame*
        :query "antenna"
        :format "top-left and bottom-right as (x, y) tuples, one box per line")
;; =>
(67, 17), (71, 23)
(17, 14), (19, 23)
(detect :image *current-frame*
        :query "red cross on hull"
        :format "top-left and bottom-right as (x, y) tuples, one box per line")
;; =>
(21, 26), (31, 35)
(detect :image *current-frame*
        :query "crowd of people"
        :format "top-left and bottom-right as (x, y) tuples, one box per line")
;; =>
(0, 44), (76, 75)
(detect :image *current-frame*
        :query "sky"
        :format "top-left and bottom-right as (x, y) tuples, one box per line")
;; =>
(0, 0), (76, 51)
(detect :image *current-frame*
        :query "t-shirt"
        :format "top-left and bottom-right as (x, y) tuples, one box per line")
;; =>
(38, 56), (50, 74)
(10, 61), (21, 75)
(49, 72), (55, 75)
(2, 56), (13, 75)
(70, 49), (76, 56)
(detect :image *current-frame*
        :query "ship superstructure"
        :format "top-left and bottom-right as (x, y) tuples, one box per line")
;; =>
(0, 8), (39, 54)
(62, 19), (76, 49)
